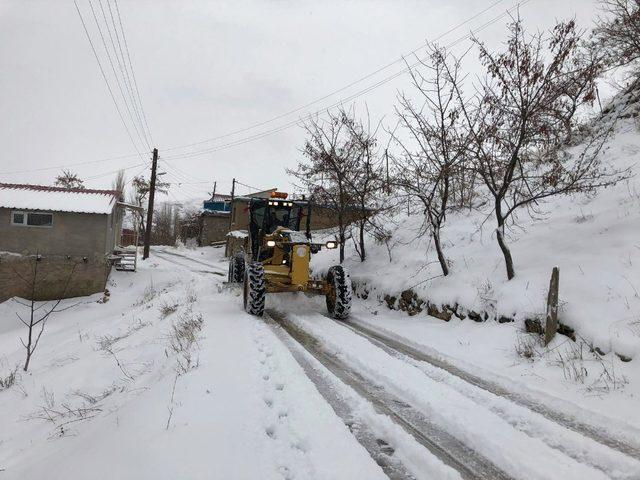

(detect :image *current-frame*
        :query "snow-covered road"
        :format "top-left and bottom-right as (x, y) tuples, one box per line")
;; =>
(1, 245), (638, 479)
(270, 308), (640, 480)
(156, 246), (640, 479)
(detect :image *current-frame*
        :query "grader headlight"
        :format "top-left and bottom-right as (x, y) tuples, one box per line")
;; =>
(325, 241), (337, 249)
(266, 240), (276, 247)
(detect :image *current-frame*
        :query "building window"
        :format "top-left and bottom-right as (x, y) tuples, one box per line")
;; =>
(11, 211), (53, 227)
(11, 212), (25, 224)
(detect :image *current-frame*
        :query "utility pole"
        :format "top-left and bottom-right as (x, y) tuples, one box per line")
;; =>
(211, 181), (217, 201)
(228, 178), (235, 230)
(143, 148), (158, 260)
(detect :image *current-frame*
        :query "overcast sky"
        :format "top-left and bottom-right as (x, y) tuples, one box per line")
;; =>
(0, 0), (602, 204)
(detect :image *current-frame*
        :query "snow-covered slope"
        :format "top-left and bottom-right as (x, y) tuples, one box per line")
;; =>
(314, 94), (640, 360)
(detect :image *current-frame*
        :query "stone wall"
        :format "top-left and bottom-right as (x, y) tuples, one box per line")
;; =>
(308, 204), (361, 231)
(200, 214), (230, 245)
(0, 253), (110, 302)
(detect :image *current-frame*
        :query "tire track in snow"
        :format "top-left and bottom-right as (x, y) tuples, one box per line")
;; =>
(338, 315), (640, 465)
(266, 309), (513, 480)
(282, 311), (618, 480)
(151, 250), (226, 276)
(264, 315), (423, 480)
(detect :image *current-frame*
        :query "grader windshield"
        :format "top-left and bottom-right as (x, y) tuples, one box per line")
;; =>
(248, 197), (310, 260)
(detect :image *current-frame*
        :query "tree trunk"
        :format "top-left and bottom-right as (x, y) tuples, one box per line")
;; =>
(23, 352), (31, 372)
(338, 225), (346, 263)
(23, 262), (37, 372)
(358, 220), (366, 262)
(495, 214), (515, 280)
(432, 228), (449, 276)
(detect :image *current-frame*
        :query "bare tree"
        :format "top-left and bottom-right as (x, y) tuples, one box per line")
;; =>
(112, 170), (126, 201)
(13, 254), (79, 371)
(128, 175), (169, 234)
(594, 0), (640, 70)
(177, 205), (201, 245)
(392, 46), (470, 276)
(342, 107), (386, 262)
(289, 109), (361, 263)
(459, 15), (625, 279)
(54, 170), (85, 190)
(152, 203), (176, 245)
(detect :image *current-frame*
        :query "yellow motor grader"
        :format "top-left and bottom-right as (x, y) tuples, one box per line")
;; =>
(226, 193), (351, 319)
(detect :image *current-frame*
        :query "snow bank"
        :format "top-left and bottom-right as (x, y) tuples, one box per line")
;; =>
(313, 117), (640, 359)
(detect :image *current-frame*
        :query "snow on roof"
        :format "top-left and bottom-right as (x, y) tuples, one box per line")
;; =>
(0, 183), (119, 214)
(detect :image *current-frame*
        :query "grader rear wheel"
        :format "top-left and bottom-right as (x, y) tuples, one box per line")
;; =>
(244, 262), (266, 316)
(325, 265), (352, 320)
(228, 254), (245, 283)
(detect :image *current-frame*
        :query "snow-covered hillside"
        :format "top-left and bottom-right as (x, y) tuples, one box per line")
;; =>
(305, 90), (640, 432)
(316, 91), (640, 361)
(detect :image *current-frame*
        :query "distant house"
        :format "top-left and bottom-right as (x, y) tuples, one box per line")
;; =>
(0, 183), (124, 302)
(198, 189), (276, 246)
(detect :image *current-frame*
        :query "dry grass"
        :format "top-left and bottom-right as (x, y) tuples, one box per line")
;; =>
(550, 339), (629, 393)
(0, 366), (18, 391)
(476, 278), (497, 315)
(26, 385), (117, 437)
(160, 301), (179, 319)
(167, 309), (204, 374)
(553, 342), (589, 383)
(134, 279), (157, 306)
(95, 319), (150, 351)
(185, 286), (197, 304)
(164, 306), (204, 430)
(515, 333), (541, 361)
(72, 385), (118, 405)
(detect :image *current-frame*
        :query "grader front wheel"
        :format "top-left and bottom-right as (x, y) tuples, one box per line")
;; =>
(326, 265), (352, 320)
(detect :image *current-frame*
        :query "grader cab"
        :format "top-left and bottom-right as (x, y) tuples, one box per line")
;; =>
(227, 193), (351, 319)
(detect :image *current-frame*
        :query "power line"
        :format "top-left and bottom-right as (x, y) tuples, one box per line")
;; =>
(114, 0), (154, 145)
(61, 0), (527, 175)
(3, 0), (152, 179)
(124, 161), (152, 186)
(163, 0), (507, 154)
(89, 0), (150, 152)
(160, 163), (207, 192)
(73, 0), (146, 160)
(159, 165), (207, 189)
(160, 159), (209, 183)
(162, 0), (532, 162)
(103, 0), (150, 149)
(84, 160), (148, 181)
(234, 179), (273, 194)
(0, 151), (143, 176)
(112, 0), (154, 145)
(161, 171), (210, 198)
